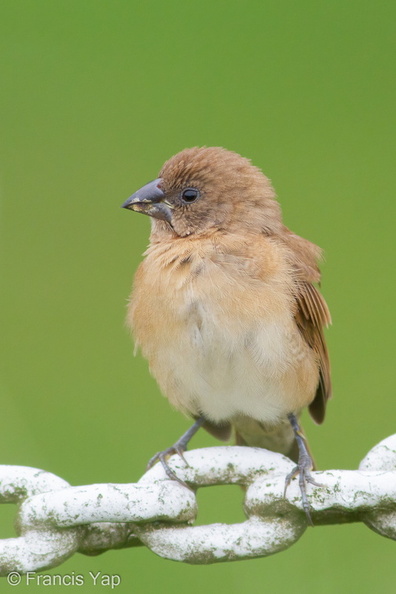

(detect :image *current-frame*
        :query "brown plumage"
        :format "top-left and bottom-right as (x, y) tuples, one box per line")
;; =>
(122, 147), (331, 520)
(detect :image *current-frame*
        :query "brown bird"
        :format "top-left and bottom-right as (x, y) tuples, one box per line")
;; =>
(122, 147), (331, 523)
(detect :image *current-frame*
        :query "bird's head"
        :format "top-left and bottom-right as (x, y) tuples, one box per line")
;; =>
(122, 147), (282, 238)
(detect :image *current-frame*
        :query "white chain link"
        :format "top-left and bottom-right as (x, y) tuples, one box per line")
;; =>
(1, 434), (396, 574)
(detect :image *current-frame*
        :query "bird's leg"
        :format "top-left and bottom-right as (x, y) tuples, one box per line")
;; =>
(284, 413), (323, 525)
(146, 417), (205, 487)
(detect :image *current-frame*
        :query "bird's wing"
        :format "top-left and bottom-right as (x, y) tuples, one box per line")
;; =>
(279, 230), (332, 424)
(294, 279), (332, 424)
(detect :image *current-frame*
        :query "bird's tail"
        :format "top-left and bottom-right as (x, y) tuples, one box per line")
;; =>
(233, 416), (314, 467)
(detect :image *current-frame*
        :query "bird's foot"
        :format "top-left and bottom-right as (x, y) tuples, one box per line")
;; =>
(146, 417), (205, 487)
(284, 453), (323, 526)
(146, 443), (190, 488)
(284, 413), (325, 525)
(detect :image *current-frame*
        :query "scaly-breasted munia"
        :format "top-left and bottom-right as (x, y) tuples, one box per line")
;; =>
(122, 147), (331, 522)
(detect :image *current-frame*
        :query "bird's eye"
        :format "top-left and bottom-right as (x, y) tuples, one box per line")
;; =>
(181, 188), (200, 203)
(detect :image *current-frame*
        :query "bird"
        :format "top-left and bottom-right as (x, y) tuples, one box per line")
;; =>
(122, 146), (331, 523)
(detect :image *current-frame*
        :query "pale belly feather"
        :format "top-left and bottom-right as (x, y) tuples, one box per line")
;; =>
(132, 277), (318, 426)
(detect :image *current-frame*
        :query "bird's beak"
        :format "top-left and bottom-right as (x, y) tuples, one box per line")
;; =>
(122, 178), (172, 223)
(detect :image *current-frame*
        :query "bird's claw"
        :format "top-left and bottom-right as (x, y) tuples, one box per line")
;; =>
(146, 418), (205, 488)
(146, 444), (191, 488)
(284, 454), (323, 526)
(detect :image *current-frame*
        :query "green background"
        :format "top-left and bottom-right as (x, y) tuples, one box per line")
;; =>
(1, 1), (395, 592)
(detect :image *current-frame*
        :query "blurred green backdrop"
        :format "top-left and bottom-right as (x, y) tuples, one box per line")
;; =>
(1, 0), (395, 592)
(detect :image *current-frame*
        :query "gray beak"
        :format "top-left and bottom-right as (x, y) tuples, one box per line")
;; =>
(122, 178), (172, 223)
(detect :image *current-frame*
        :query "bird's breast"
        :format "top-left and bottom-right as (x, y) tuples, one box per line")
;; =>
(129, 238), (318, 424)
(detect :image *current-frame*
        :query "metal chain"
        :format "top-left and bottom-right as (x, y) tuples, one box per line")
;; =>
(1, 434), (396, 574)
